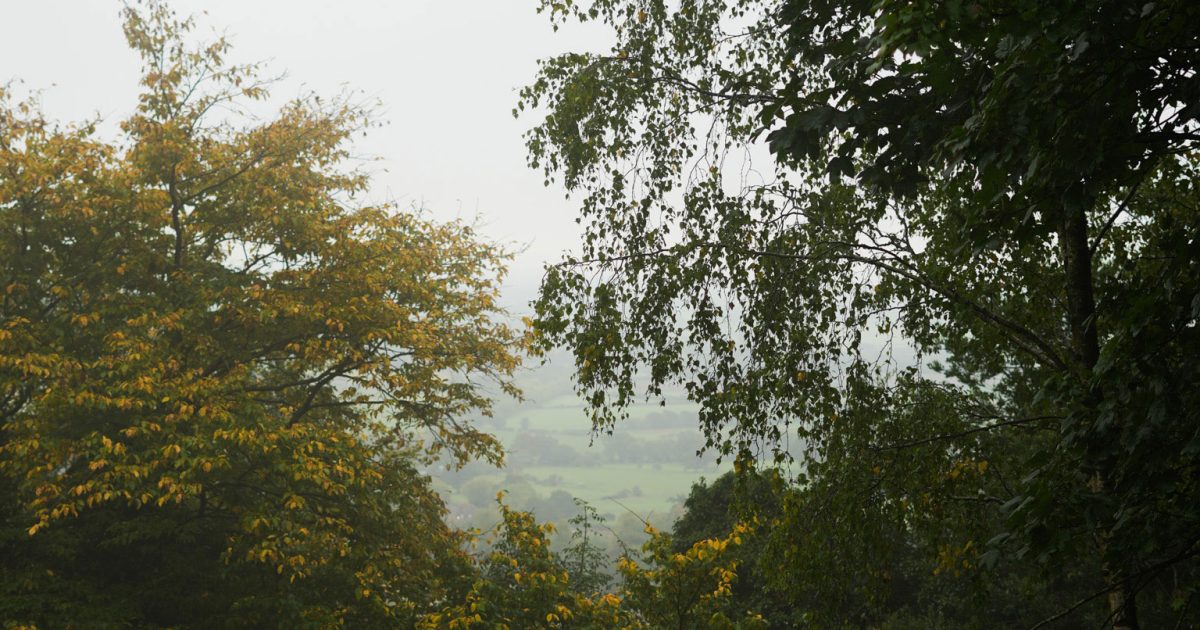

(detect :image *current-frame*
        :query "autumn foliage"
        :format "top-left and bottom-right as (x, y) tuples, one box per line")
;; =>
(0, 3), (520, 626)
(420, 495), (763, 629)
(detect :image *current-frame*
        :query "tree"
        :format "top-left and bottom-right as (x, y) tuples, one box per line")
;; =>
(0, 3), (520, 626)
(422, 496), (765, 629)
(618, 520), (767, 629)
(562, 498), (613, 597)
(421, 496), (598, 629)
(759, 378), (1104, 628)
(671, 471), (797, 628)
(670, 462), (1098, 628)
(521, 0), (1200, 626)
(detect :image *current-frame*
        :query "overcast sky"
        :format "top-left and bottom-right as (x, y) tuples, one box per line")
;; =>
(1, 0), (612, 311)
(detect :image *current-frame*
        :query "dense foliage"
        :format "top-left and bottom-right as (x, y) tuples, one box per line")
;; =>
(422, 496), (765, 629)
(0, 4), (520, 626)
(6, 1), (1199, 627)
(522, 0), (1200, 627)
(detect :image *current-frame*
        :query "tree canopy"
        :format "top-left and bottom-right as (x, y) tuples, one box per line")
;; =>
(4, 1), (1199, 627)
(0, 3), (521, 626)
(522, 0), (1200, 626)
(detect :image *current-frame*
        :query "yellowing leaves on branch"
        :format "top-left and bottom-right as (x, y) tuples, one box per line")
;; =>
(0, 2), (519, 626)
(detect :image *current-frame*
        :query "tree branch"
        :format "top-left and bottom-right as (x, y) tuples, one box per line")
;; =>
(870, 415), (1061, 451)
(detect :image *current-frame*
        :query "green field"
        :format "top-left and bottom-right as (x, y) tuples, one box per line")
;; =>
(429, 357), (731, 552)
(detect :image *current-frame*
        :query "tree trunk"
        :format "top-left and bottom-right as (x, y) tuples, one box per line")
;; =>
(1059, 199), (1139, 629)
(1105, 567), (1139, 630)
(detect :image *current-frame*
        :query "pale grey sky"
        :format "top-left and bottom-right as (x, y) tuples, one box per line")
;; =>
(1, 0), (611, 310)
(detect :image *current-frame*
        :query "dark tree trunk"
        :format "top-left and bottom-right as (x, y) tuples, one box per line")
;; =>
(1059, 198), (1138, 630)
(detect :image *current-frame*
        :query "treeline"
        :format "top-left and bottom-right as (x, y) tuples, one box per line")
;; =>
(3, 0), (1200, 628)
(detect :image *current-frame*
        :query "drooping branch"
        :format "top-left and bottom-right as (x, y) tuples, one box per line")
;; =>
(563, 237), (1069, 371)
(869, 415), (1060, 452)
